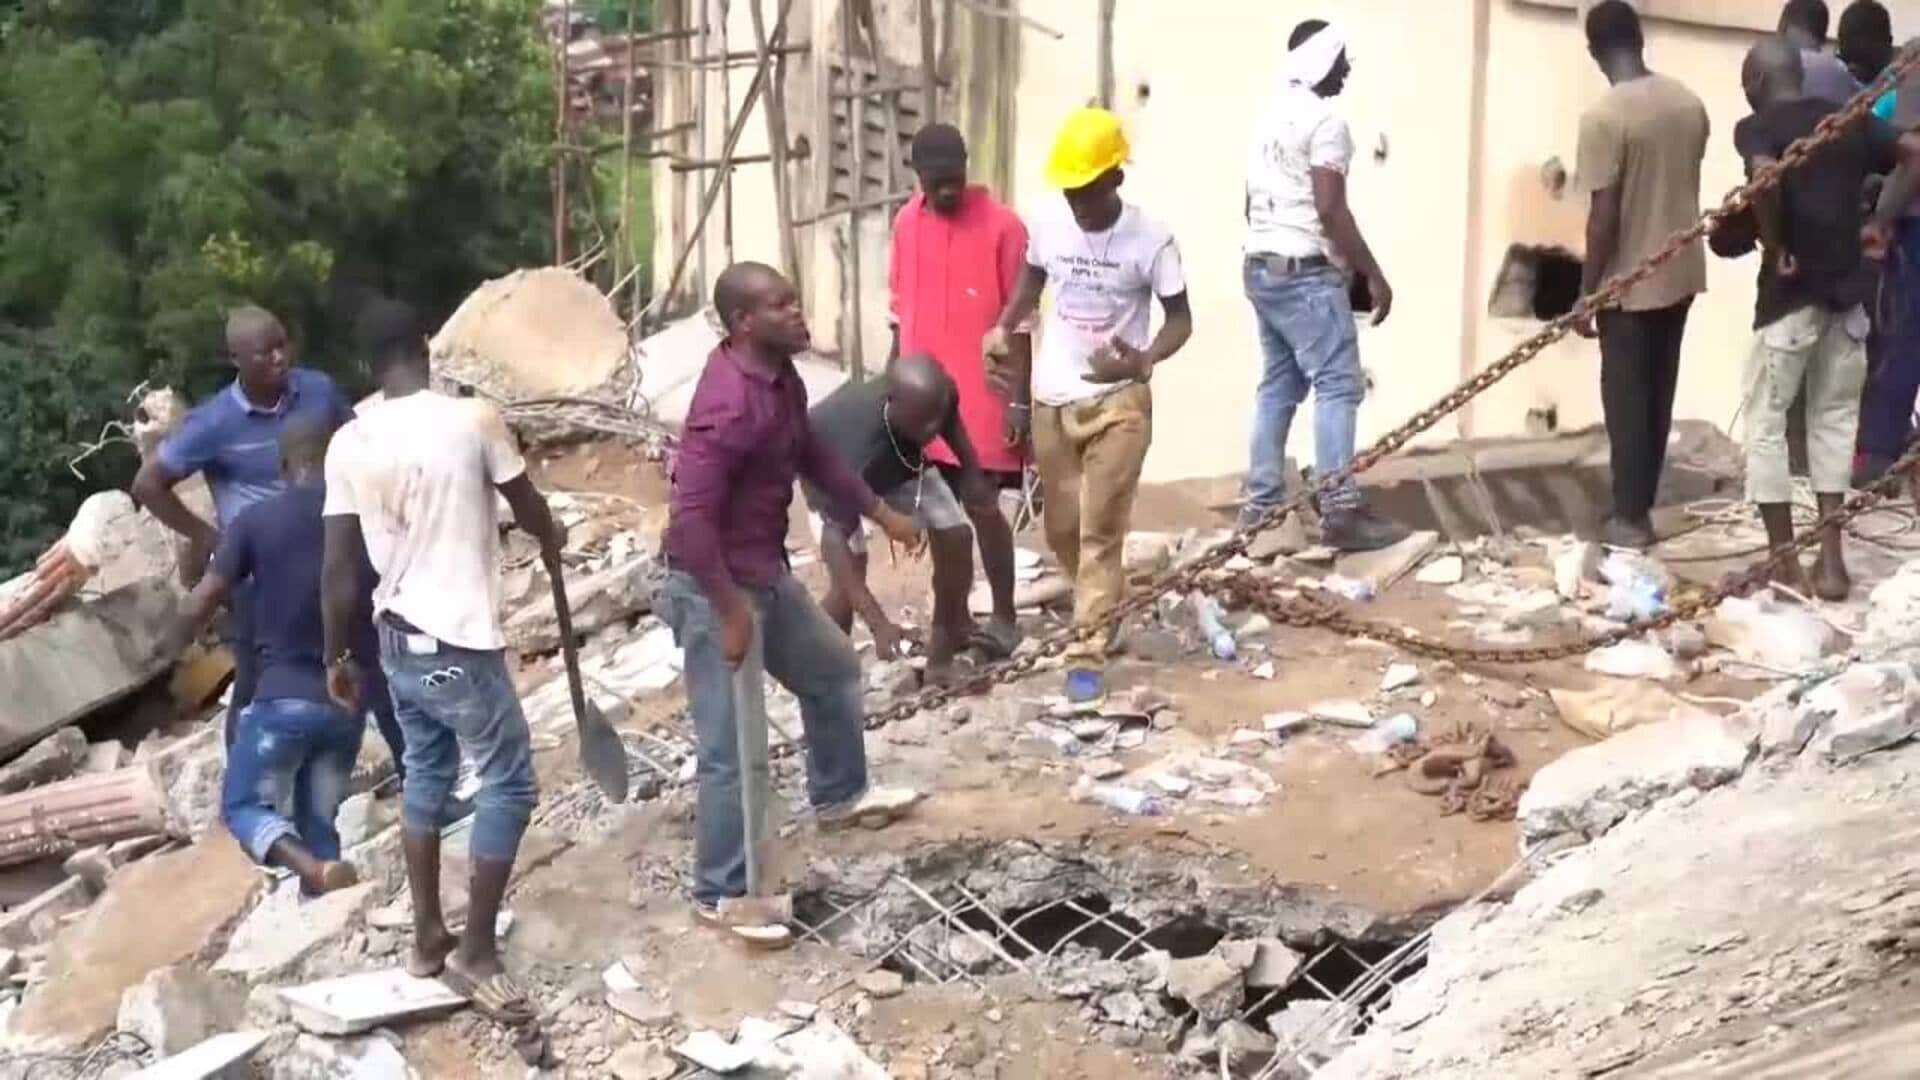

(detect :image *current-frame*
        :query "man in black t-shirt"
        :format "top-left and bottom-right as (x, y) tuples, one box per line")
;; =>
(806, 355), (997, 681)
(1711, 37), (1899, 600)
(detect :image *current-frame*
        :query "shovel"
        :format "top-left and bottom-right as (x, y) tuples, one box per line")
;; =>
(547, 560), (629, 803)
(716, 623), (794, 939)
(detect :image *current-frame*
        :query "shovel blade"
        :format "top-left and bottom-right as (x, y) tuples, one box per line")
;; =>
(576, 701), (630, 803)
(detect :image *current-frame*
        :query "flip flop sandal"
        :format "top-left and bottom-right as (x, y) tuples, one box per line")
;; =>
(441, 963), (539, 1026)
(967, 624), (1023, 661)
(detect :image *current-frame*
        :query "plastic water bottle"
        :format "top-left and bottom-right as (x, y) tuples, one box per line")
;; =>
(1600, 552), (1667, 621)
(1191, 593), (1238, 661)
(1072, 778), (1167, 816)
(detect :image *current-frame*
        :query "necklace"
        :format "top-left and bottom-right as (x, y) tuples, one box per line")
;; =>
(1080, 205), (1122, 265)
(881, 400), (926, 511)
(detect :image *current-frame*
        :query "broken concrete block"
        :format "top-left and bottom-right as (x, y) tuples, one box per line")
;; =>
(61, 846), (115, 896)
(1334, 530), (1439, 592)
(1165, 944), (1255, 1023)
(116, 963), (246, 1056)
(1583, 639), (1679, 682)
(0, 578), (181, 761)
(214, 879), (378, 981)
(278, 969), (466, 1036)
(1245, 939), (1305, 989)
(129, 1029), (270, 1080)
(1549, 682), (1717, 742)
(750, 1020), (890, 1079)
(0, 764), (170, 868)
(606, 989), (674, 1028)
(1706, 596), (1834, 676)
(0, 728), (89, 796)
(434, 266), (631, 401)
(1414, 554), (1465, 586)
(148, 724), (226, 839)
(1797, 662), (1920, 762)
(270, 1032), (416, 1080)
(855, 969), (905, 999)
(674, 1029), (757, 1073)
(9, 836), (258, 1051)
(0, 877), (92, 949)
(503, 555), (656, 653)
(1519, 712), (1756, 842)
(83, 741), (129, 775)
(1217, 1017), (1278, 1059)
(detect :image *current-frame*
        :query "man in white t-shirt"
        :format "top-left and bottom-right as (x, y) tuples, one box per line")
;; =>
(983, 107), (1192, 705)
(1239, 18), (1409, 553)
(319, 300), (565, 1026)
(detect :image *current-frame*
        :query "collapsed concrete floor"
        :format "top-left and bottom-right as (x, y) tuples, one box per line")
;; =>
(5, 433), (1920, 1078)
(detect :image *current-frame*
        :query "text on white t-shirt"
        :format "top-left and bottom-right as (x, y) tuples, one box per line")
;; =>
(1025, 199), (1186, 407)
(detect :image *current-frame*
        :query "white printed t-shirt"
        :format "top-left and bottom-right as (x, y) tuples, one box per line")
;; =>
(322, 390), (527, 651)
(1026, 198), (1186, 407)
(1245, 83), (1353, 258)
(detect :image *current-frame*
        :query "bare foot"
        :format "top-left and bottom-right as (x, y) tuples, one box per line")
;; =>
(409, 925), (458, 978)
(1812, 550), (1851, 602)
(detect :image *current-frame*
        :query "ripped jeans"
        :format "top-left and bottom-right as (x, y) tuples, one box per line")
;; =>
(378, 622), (537, 863)
(221, 698), (363, 864)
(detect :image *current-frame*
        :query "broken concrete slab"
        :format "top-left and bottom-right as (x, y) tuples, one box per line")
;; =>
(82, 741), (129, 775)
(1245, 939), (1306, 989)
(116, 963), (247, 1056)
(751, 1020), (890, 1079)
(214, 879), (378, 981)
(128, 1030), (271, 1080)
(1706, 596), (1835, 676)
(636, 308), (850, 431)
(0, 764), (170, 868)
(608, 1040), (677, 1080)
(432, 267), (630, 402)
(1793, 663), (1920, 763)
(0, 877), (91, 949)
(1518, 712), (1755, 843)
(1165, 942), (1255, 1023)
(1414, 554), (1465, 586)
(0, 577), (181, 760)
(854, 969), (905, 999)
(270, 1032), (417, 1080)
(0, 729), (89, 795)
(278, 969), (466, 1036)
(606, 988), (674, 1028)
(9, 835), (258, 1050)
(1334, 531), (1440, 593)
(503, 554), (655, 653)
(148, 724), (225, 839)
(1549, 682), (1717, 742)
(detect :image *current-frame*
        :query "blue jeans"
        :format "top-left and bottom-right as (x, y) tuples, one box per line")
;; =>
(221, 698), (364, 864)
(657, 570), (867, 905)
(1242, 258), (1366, 515)
(378, 623), (537, 863)
(1859, 218), (1920, 462)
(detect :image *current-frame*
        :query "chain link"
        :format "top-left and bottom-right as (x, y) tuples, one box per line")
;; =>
(866, 46), (1920, 726)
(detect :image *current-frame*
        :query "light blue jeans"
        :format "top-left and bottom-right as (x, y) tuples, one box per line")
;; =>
(378, 623), (537, 863)
(1242, 258), (1366, 516)
(221, 698), (364, 864)
(657, 570), (867, 906)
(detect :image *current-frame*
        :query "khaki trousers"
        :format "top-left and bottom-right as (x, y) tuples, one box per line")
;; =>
(1741, 304), (1869, 504)
(1032, 383), (1152, 662)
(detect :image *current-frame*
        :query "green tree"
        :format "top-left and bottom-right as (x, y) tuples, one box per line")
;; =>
(0, 0), (555, 574)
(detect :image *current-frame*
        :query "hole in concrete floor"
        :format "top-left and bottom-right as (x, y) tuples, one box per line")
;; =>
(1241, 940), (1420, 1036)
(1488, 244), (1584, 320)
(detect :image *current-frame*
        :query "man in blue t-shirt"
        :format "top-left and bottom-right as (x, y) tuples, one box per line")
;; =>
(163, 415), (375, 895)
(133, 306), (356, 732)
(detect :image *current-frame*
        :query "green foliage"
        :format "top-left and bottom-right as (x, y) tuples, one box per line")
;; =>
(0, 327), (143, 576)
(590, 0), (652, 33)
(0, 0), (556, 574)
(0, 0), (554, 392)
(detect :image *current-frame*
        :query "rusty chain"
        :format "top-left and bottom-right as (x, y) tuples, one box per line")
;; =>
(861, 45), (1920, 726)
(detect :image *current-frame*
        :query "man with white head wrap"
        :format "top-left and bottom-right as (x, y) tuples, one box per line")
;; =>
(1239, 18), (1409, 552)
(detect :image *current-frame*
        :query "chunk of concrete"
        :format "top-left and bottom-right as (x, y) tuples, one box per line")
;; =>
(148, 724), (226, 840)
(116, 964), (247, 1056)
(9, 836), (259, 1050)
(1414, 554), (1465, 586)
(1245, 939), (1306, 990)
(1583, 639), (1679, 682)
(1706, 595), (1834, 676)
(0, 578), (181, 760)
(503, 555), (656, 653)
(268, 1032), (417, 1079)
(855, 969), (905, 999)
(432, 267), (630, 400)
(214, 879), (378, 981)
(1549, 682), (1716, 742)
(0, 728), (89, 795)
(83, 741), (129, 775)
(0, 877), (92, 949)
(1334, 530), (1439, 592)
(1799, 662), (1920, 762)
(1165, 943), (1255, 1023)
(1519, 712), (1756, 842)
(609, 1040), (678, 1080)
(128, 1030), (270, 1080)
(278, 969), (467, 1036)
(750, 1020), (890, 1079)
(607, 989), (674, 1028)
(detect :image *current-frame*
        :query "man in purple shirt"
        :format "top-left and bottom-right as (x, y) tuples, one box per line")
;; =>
(659, 262), (923, 943)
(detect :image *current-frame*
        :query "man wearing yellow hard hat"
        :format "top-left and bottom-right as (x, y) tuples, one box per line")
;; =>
(983, 107), (1193, 705)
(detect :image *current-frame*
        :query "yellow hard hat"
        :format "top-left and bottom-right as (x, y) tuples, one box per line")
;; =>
(1044, 107), (1130, 190)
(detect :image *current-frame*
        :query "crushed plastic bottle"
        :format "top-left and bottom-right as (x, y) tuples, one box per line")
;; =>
(1070, 777), (1167, 816)
(1322, 574), (1377, 602)
(1190, 592), (1238, 661)
(1600, 551), (1667, 621)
